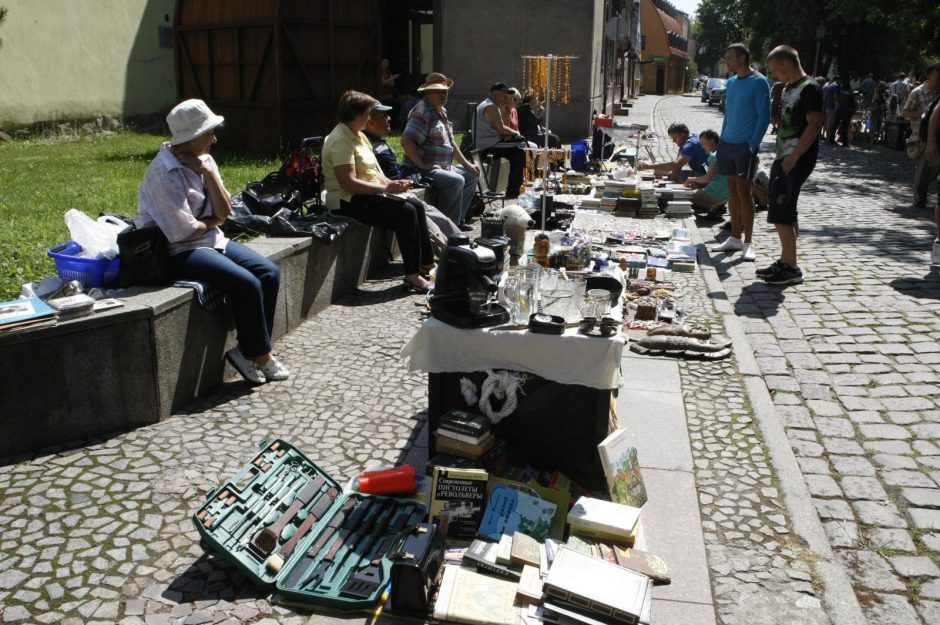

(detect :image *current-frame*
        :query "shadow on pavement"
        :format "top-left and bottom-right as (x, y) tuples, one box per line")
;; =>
(733, 282), (787, 319)
(889, 268), (940, 300)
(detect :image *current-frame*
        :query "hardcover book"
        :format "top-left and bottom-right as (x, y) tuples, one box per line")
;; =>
(597, 429), (647, 508)
(439, 409), (491, 438)
(567, 497), (641, 544)
(543, 546), (650, 624)
(428, 467), (488, 542)
(510, 531), (542, 568)
(424, 438), (508, 476)
(491, 477), (569, 540)
(434, 431), (495, 460)
(433, 564), (521, 625)
(479, 484), (557, 541)
(463, 538), (523, 580)
(613, 546), (671, 584)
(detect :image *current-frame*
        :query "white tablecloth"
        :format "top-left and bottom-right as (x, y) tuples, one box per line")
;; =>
(400, 317), (624, 389)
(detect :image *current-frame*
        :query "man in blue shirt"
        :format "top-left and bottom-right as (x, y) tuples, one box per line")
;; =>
(712, 43), (771, 263)
(640, 123), (708, 182)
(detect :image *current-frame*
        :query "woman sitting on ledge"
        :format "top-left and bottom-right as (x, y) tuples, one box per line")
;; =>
(323, 90), (435, 293)
(136, 98), (289, 386)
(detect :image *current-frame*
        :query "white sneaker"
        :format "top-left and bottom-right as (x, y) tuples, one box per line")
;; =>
(260, 357), (290, 381)
(741, 243), (757, 262)
(226, 346), (266, 385)
(711, 237), (743, 253)
(932, 239), (940, 265)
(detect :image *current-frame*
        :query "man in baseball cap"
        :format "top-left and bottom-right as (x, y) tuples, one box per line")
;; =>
(474, 81), (526, 199)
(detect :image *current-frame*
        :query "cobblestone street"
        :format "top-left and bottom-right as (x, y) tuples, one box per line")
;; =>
(649, 94), (940, 624)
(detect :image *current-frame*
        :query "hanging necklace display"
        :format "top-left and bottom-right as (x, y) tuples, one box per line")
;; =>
(520, 53), (577, 229)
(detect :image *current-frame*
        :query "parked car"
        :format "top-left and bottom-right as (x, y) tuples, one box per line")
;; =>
(701, 77), (725, 103)
(709, 82), (727, 107)
(719, 90), (727, 113)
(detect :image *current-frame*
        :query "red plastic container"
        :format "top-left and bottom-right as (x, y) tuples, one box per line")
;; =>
(357, 465), (417, 495)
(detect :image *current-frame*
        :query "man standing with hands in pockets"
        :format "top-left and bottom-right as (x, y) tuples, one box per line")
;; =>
(758, 45), (823, 285)
(711, 43), (771, 262)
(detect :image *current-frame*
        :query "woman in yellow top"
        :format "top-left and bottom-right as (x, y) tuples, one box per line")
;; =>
(323, 90), (435, 293)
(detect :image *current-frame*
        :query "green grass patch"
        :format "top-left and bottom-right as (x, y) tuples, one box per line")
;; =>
(0, 130), (431, 300)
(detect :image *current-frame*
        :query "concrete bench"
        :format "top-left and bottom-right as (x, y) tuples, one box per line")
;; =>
(0, 224), (395, 460)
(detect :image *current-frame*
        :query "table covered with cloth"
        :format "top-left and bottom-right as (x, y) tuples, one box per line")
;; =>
(401, 317), (625, 489)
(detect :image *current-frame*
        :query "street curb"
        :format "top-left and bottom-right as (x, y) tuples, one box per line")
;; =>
(688, 222), (867, 625)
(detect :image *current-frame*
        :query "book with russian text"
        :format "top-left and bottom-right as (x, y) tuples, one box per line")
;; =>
(428, 467), (488, 542)
(479, 483), (557, 541)
(597, 429), (647, 508)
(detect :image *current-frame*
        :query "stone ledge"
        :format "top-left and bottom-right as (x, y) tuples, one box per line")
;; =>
(0, 225), (392, 460)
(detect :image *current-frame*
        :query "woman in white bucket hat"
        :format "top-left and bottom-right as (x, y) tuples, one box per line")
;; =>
(135, 99), (289, 385)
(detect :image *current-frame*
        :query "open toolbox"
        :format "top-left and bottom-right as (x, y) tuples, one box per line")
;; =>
(193, 439), (426, 610)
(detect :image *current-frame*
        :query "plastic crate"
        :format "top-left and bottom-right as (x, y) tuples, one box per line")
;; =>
(47, 241), (121, 289)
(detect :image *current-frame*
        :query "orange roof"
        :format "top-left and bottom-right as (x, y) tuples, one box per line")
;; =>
(658, 9), (681, 35)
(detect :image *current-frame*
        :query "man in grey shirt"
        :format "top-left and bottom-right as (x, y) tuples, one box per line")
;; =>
(475, 82), (526, 199)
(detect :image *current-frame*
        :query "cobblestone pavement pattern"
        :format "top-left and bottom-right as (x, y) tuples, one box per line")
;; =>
(0, 266), (431, 625)
(578, 204), (830, 625)
(650, 93), (940, 624)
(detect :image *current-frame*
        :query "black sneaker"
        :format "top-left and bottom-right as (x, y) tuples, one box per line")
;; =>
(762, 263), (803, 285)
(720, 220), (732, 231)
(755, 259), (783, 278)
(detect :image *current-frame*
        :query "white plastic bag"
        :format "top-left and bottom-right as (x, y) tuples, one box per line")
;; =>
(64, 209), (124, 259)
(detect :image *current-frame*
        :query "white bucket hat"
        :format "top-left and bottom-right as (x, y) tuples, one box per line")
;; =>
(167, 99), (225, 145)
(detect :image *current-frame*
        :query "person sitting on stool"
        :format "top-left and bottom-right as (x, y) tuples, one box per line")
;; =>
(399, 72), (481, 230)
(475, 82), (527, 199)
(364, 100), (461, 253)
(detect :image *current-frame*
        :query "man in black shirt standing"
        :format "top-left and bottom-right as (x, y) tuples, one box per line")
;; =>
(758, 45), (823, 286)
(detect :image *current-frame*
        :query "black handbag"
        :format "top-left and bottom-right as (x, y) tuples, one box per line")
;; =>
(387, 523), (446, 614)
(242, 172), (302, 216)
(117, 225), (172, 287)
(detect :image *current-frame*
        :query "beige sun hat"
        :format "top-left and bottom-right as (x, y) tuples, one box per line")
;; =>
(167, 99), (225, 145)
(417, 72), (455, 91)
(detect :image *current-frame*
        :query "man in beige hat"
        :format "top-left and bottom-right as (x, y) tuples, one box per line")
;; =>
(400, 72), (480, 228)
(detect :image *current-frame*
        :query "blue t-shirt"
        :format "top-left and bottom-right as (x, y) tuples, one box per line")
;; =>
(720, 72), (772, 151)
(679, 134), (708, 174)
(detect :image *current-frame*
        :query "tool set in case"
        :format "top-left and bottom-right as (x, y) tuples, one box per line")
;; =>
(193, 440), (427, 610)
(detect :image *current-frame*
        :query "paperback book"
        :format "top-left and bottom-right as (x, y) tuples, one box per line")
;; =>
(427, 467), (488, 542)
(479, 483), (557, 541)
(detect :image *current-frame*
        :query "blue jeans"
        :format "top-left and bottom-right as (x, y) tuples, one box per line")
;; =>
(404, 166), (478, 223)
(170, 241), (280, 358)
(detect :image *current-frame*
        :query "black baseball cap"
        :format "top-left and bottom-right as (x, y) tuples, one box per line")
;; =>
(490, 82), (510, 92)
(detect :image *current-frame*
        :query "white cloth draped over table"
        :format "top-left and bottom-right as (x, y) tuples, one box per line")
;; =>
(400, 317), (625, 389)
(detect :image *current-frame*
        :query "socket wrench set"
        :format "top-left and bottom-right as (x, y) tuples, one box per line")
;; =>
(193, 439), (425, 609)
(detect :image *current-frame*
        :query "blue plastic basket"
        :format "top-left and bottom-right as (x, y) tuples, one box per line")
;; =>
(47, 240), (121, 289)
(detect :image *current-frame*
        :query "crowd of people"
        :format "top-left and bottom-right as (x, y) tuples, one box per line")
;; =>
(132, 70), (551, 384)
(130, 50), (940, 383)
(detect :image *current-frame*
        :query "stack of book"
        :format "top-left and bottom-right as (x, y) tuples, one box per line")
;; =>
(567, 496), (642, 545)
(0, 297), (57, 333)
(665, 200), (694, 216)
(638, 184), (659, 218)
(434, 410), (495, 461)
(543, 546), (653, 625)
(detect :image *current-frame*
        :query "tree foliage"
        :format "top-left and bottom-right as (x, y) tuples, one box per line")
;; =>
(691, 0), (940, 80)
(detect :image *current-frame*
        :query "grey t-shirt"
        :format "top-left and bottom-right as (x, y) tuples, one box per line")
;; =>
(474, 98), (504, 151)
